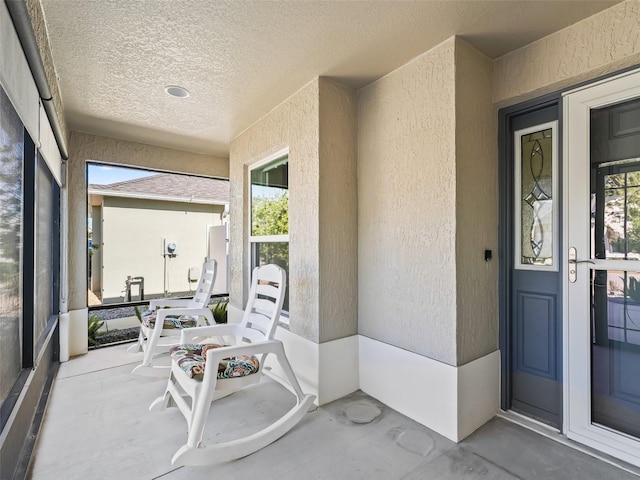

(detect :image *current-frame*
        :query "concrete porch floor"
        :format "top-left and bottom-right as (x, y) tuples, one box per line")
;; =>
(28, 345), (640, 480)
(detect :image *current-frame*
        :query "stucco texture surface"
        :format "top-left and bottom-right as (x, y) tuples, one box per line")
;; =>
(357, 38), (458, 365)
(67, 132), (228, 310)
(230, 80), (320, 342)
(318, 79), (358, 342)
(454, 39), (498, 365)
(230, 78), (358, 343)
(493, 0), (640, 106)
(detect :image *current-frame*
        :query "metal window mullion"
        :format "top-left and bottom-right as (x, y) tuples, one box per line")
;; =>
(249, 234), (289, 243)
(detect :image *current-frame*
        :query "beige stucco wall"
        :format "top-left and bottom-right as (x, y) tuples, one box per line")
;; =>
(67, 131), (228, 310)
(357, 38), (459, 365)
(230, 78), (357, 343)
(493, 0), (640, 107)
(318, 79), (358, 342)
(230, 80), (320, 341)
(99, 197), (223, 302)
(454, 39), (498, 365)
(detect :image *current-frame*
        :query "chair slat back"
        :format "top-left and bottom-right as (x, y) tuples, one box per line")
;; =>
(241, 264), (286, 343)
(187, 259), (217, 308)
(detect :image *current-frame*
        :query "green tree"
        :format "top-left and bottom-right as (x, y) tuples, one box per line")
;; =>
(251, 192), (288, 270)
(252, 192), (288, 236)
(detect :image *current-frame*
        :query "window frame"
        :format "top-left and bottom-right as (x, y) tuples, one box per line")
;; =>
(248, 148), (290, 318)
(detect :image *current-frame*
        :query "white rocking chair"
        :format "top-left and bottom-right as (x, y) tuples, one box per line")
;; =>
(149, 264), (315, 466)
(130, 259), (217, 376)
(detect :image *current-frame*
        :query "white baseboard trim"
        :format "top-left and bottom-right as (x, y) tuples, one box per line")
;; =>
(318, 335), (360, 404)
(457, 349), (500, 440)
(68, 308), (88, 357)
(358, 335), (499, 442)
(226, 305), (497, 438)
(262, 327), (359, 406)
(269, 327), (319, 400)
(59, 312), (70, 362)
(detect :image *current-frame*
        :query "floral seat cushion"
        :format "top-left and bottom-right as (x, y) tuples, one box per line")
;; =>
(141, 310), (198, 329)
(169, 344), (260, 381)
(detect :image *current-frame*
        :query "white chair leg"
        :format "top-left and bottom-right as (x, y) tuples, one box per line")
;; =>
(172, 393), (315, 466)
(149, 389), (172, 412)
(131, 323), (171, 376)
(141, 323), (163, 365)
(272, 343), (306, 401)
(127, 331), (144, 352)
(186, 380), (217, 447)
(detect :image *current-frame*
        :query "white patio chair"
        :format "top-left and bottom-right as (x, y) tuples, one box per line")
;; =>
(149, 264), (315, 466)
(130, 258), (217, 376)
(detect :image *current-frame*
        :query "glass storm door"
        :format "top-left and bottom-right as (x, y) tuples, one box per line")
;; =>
(565, 69), (640, 466)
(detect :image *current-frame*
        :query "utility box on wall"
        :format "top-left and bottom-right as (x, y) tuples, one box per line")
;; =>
(163, 237), (178, 256)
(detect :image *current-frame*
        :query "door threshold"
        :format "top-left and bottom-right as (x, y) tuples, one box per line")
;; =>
(498, 410), (640, 477)
(499, 409), (560, 434)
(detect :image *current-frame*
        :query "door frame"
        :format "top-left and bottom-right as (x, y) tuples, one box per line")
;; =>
(563, 67), (640, 466)
(498, 93), (562, 414)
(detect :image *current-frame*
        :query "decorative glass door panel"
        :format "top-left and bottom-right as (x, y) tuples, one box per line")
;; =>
(515, 122), (558, 270)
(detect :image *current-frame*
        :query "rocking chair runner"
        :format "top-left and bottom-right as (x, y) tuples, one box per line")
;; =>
(149, 264), (316, 466)
(130, 258), (217, 376)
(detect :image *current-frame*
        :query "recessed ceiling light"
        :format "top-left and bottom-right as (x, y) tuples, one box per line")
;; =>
(164, 85), (190, 98)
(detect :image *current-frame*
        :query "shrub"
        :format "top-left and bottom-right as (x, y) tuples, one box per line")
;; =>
(212, 299), (228, 324)
(88, 314), (104, 346)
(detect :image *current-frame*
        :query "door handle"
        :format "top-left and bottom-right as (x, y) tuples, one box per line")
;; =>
(568, 247), (594, 283)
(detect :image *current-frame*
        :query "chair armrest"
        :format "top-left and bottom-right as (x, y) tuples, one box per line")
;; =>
(179, 323), (243, 343)
(149, 298), (192, 310)
(156, 307), (213, 323)
(203, 339), (282, 364)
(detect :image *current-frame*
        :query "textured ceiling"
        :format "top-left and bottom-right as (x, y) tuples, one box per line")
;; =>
(39, 0), (620, 157)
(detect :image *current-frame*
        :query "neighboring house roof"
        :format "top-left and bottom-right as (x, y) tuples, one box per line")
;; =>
(88, 173), (229, 205)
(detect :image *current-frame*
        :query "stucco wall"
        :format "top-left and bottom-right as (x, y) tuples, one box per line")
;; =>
(229, 78), (357, 343)
(229, 80), (321, 341)
(454, 39), (498, 365)
(318, 79), (358, 342)
(357, 38), (458, 365)
(493, 0), (640, 107)
(99, 197), (222, 302)
(67, 131), (228, 310)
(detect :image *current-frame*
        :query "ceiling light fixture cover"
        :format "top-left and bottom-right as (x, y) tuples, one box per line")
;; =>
(164, 85), (190, 98)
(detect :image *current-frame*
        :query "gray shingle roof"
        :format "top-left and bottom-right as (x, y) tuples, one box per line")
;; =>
(89, 173), (229, 203)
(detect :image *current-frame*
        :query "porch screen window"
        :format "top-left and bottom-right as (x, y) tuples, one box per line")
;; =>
(34, 154), (60, 345)
(514, 121), (558, 270)
(0, 84), (61, 430)
(250, 153), (289, 313)
(0, 85), (24, 410)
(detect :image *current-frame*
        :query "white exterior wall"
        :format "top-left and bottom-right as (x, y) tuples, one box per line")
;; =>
(99, 197), (224, 302)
